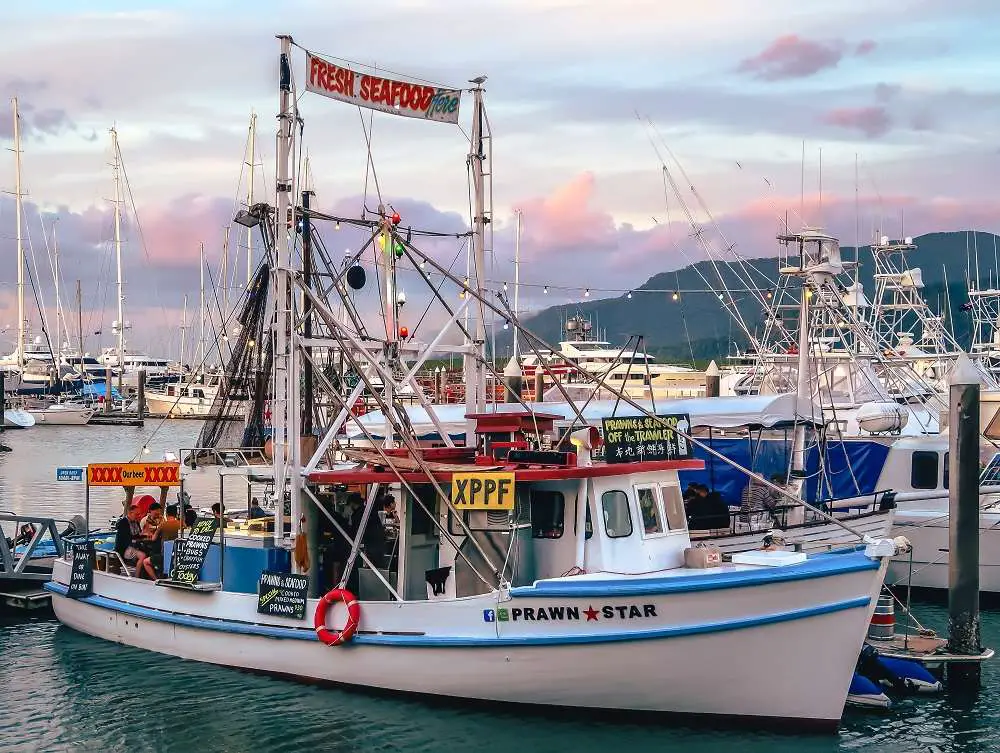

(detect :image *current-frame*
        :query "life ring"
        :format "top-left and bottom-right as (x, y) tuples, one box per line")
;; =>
(314, 588), (360, 646)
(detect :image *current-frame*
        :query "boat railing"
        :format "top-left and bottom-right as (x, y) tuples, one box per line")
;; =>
(0, 512), (67, 581)
(181, 446), (268, 469)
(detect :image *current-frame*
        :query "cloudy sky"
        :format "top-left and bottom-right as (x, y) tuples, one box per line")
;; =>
(1, 0), (999, 357)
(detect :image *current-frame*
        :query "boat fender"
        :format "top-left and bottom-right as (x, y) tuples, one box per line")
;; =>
(314, 588), (360, 646)
(874, 656), (943, 694)
(846, 672), (892, 709)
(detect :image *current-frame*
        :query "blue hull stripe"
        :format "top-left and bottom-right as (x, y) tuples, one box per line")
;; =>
(512, 552), (879, 598)
(44, 582), (870, 647)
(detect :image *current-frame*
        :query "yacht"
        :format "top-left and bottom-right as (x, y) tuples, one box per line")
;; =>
(520, 313), (704, 399)
(98, 349), (175, 386)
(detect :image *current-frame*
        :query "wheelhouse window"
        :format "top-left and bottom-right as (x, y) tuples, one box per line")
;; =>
(531, 490), (564, 539)
(911, 451), (939, 490)
(636, 486), (664, 535)
(602, 490), (633, 538)
(660, 484), (687, 530)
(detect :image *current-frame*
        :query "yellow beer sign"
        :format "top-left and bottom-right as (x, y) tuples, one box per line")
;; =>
(451, 472), (515, 510)
(87, 462), (181, 487)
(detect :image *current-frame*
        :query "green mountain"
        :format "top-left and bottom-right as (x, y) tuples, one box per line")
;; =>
(516, 231), (996, 366)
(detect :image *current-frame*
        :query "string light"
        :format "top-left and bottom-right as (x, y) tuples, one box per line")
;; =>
(335, 221), (341, 230)
(503, 320), (509, 330)
(584, 288), (590, 298)
(626, 291), (633, 300)
(671, 291), (679, 301)
(543, 286), (548, 294)
(766, 289), (773, 299)
(717, 292), (724, 300)
(503, 281), (508, 292)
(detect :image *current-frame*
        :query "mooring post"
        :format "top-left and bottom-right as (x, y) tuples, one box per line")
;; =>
(947, 353), (982, 689)
(704, 359), (720, 398)
(137, 370), (146, 420)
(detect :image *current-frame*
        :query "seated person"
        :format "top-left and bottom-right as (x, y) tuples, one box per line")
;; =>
(140, 502), (163, 538)
(183, 507), (198, 528)
(687, 484), (731, 531)
(114, 502), (156, 580)
(156, 504), (182, 542)
(249, 496), (271, 519)
(210, 502), (231, 526)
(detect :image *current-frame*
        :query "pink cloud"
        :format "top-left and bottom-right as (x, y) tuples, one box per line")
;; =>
(821, 106), (892, 137)
(738, 35), (876, 80)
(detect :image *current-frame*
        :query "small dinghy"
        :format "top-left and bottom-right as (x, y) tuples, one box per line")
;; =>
(3, 408), (35, 428)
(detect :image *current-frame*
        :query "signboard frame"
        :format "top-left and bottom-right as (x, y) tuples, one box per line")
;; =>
(67, 541), (94, 598)
(600, 413), (693, 464)
(256, 571), (309, 620)
(450, 471), (516, 510)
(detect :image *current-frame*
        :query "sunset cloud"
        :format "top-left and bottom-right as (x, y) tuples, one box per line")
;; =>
(738, 35), (877, 80)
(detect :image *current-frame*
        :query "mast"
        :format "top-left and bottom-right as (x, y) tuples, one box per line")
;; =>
(463, 80), (488, 442)
(12, 98), (24, 369)
(198, 241), (206, 368)
(52, 218), (62, 354)
(273, 34), (297, 546)
(179, 294), (188, 369)
(111, 127), (125, 389)
(513, 208), (521, 360)
(246, 111), (256, 286)
(76, 279), (83, 358)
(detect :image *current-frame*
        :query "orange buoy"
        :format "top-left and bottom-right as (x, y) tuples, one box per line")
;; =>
(314, 588), (360, 646)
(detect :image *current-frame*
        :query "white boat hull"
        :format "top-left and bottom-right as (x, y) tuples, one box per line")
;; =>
(888, 507), (1000, 592)
(145, 392), (245, 418)
(47, 552), (887, 729)
(698, 509), (894, 556)
(26, 405), (94, 425)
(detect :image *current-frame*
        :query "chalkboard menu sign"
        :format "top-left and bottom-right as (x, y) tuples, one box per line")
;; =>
(256, 571), (308, 619)
(600, 413), (692, 464)
(68, 542), (94, 598)
(172, 517), (219, 585)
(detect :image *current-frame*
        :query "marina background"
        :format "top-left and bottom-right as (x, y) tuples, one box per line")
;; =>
(0, 424), (997, 752)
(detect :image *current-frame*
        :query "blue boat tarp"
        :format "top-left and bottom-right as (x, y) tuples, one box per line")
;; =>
(76, 382), (123, 400)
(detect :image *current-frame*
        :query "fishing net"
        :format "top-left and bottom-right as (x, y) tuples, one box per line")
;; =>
(195, 262), (273, 452)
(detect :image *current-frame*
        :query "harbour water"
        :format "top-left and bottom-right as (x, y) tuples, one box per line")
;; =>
(2, 425), (999, 752)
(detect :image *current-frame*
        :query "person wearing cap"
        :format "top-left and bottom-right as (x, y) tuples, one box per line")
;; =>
(114, 502), (156, 580)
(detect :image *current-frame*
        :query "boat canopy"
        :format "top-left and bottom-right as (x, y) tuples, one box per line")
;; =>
(346, 393), (821, 441)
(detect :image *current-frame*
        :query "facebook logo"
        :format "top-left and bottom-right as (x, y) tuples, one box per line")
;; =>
(483, 609), (496, 623)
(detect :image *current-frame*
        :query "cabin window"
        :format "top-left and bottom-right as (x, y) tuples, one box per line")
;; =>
(659, 484), (687, 530)
(530, 490), (564, 539)
(411, 485), (437, 536)
(602, 490), (632, 538)
(943, 452), (950, 490)
(635, 486), (664, 536)
(910, 451), (939, 490)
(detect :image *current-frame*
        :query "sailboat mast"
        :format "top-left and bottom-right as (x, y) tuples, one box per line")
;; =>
(76, 280), (83, 357)
(199, 241), (205, 368)
(179, 294), (188, 369)
(513, 208), (521, 360)
(53, 218), (62, 354)
(246, 112), (256, 286)
(111, 127), (125, 389)
(12, 98), (24, 369)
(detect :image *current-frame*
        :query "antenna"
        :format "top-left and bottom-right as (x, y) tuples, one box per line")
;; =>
(818, 146), (823, 226)
(854, 153), (860, 286)
(799, 140), (805, 225)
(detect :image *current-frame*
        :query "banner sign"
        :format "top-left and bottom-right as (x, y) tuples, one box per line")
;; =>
(257, 571), (309, 620)
(306, 53), (462, 124)
(600, 414), (692, 464)
(451, 472), (515, 510)
(87, 462), (181, 487)
(68, 542), (94, 598)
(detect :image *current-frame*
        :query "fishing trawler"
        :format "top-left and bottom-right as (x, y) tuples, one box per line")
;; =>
(45, 36), (902, 731)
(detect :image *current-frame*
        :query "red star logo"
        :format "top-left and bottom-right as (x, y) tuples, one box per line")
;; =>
(584, 606), (599, 621)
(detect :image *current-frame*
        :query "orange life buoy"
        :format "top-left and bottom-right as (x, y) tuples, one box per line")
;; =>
(314, 588), (360, 646)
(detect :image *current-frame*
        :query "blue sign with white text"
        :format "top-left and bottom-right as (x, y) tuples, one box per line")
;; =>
(56, 467), (84, 482)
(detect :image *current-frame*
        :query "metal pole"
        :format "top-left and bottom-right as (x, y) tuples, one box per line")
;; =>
(76, 279), (83, 358)
(947, 353), (982, 689)
(12, 98), (25, 371)
(463, 82), (488, 442)
(137, 370), (146, 420)
(104, 367), (112, 414)
(302, 189), (320, 595)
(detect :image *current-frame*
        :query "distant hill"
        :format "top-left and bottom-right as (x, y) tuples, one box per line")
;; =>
(515, 231), (997, 366)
